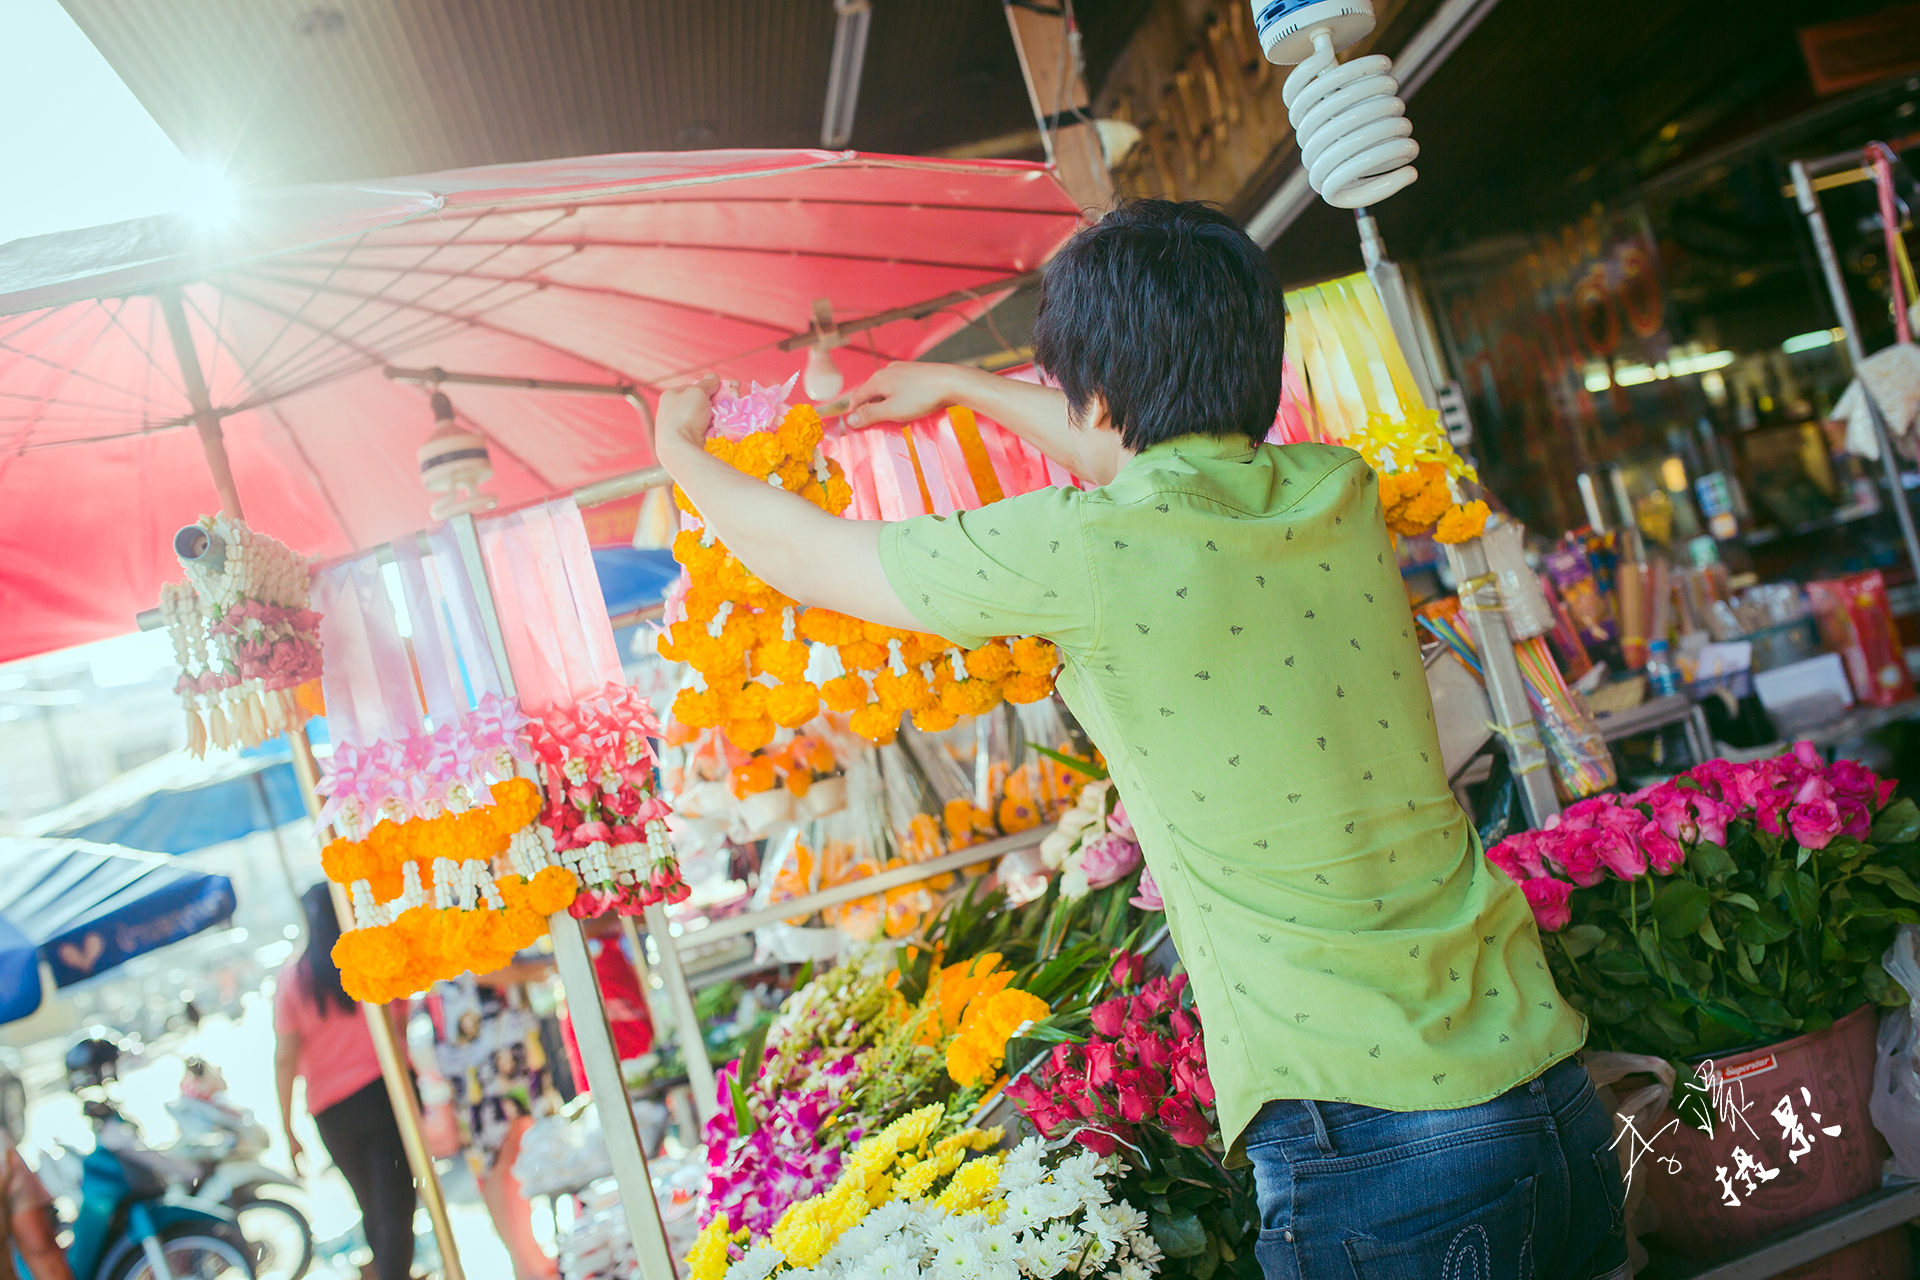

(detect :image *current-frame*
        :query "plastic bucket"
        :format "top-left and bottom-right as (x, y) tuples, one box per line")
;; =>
(1640, 1003), (1906, 1279)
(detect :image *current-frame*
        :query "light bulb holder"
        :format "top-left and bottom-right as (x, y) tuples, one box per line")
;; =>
(803, 343), (846, 402)
(417, 390), (496, 517)
(1252, 0), (1377, 64)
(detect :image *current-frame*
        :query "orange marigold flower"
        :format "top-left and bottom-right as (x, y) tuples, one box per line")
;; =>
(766, 680), (821, 729)
(1010, 637), (1057, 675)
(1434, 500), (1491, 544)
(726, 716), (777, 753)
(820, 673), (870, 713)
(1003, 672), (1053, 705)
(848, 702), (901, 745)
(964, 641), (1015, 681)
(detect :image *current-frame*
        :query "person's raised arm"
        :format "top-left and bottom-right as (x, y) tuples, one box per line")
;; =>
(273, 1025), (304, 1172)
(845, 362), (1127, 486)
(652, 376), (924, 630)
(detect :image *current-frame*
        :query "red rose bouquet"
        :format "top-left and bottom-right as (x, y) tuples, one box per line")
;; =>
(1005, 950), (1259, 1280)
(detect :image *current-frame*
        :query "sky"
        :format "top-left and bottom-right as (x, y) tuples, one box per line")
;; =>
(0, 0), (228, 247)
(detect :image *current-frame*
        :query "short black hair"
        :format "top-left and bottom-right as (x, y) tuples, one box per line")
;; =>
(1030, 199), (1284, 453)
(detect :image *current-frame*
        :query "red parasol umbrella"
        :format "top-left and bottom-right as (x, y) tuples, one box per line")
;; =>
(0, 149), (1080, 663)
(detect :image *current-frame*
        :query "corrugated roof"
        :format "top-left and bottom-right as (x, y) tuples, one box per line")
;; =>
(58, 0), (1153, 185)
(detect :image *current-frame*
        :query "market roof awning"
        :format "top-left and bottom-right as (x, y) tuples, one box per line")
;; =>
(0, 149), (1081, 664)
(19, 741), (307, 855)
(0, 839), (238, 996)
(0, 916), (38, 1025)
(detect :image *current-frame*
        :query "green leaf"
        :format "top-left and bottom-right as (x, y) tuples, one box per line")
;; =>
(1873, 798), (1920, 845)
(1862, 866), (1920, 904)
(729, 1071), (758, 1138)
(1735, 947), (1760, 985)
(1736, 907), (1793, 946)
(1689, 842), (1736, 882)
(1652, 882), (1712, 936)
(1782, 871), (1820, 928)
(1151, 1210), (1209, 1259)
(1589, 948), (1649, 984)
(1698, 917), (1726, 952)
(1559, 924), (1608, 960)
(1027, 743), (1108, 780)
(793, 959), (815, 991)
(1588, 996), (1640, 1024)
(738, 1022), (770, 1089)
(1720, 892), (1760, 912)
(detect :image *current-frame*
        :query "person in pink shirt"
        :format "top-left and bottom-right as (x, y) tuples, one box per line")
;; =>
(275, 885), (416, 1280)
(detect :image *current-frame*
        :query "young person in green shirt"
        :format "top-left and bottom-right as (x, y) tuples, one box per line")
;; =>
(652, 200), (1627, 1280)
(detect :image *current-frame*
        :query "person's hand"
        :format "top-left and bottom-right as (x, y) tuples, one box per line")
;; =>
(652, 374), (719, 463)
(845, 361), (965, 428)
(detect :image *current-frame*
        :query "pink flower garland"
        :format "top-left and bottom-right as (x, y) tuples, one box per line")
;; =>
(1489, 742), (1897, 933)
(527, 681), (690, 915)
(314, 691), (534, 832)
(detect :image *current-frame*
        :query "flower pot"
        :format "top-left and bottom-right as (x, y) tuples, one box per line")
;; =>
(1641, 1002), (1905, 1280)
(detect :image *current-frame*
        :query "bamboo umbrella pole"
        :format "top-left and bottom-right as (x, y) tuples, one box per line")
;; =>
(160, 288), (467, 1280)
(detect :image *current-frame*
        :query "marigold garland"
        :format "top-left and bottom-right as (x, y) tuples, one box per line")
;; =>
(1353, 409), (1490, 544)
(319, 776), (580, 1001)
(661, 380), (1059, 748)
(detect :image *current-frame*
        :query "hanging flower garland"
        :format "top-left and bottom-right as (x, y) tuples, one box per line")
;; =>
(1351, 410), (1490, 544)
(158, 515), (323, 756)
(529, 681), (690, 916)
(315, 692), (534, 836)
(321, 776), (578, 1002)
(658, 378), (1057, 750)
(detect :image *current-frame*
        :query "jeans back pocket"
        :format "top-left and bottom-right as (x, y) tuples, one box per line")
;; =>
(1344, 1174), (1536, 1280)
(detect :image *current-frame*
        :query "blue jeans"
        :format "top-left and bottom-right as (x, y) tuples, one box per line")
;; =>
(1245, 1057), (1628, 1280)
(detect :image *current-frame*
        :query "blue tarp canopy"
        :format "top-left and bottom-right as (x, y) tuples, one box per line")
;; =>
(0, 916), (37, 1025)
(592, 547), (679, 617)
(0, 839), (238, 1015)
(23, 739), (305, 855)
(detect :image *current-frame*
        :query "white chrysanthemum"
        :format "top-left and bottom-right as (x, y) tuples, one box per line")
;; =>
(1002, 1188), (1052, 1234)
(727, 1245), (787, 1280)
(868, 1202), (916, 1237)
(999, 1139), (1048, 1191)
(1019, 1231), (1068, 1280)
(1030, 1182), (1083, 1222)
(1084, 1204), (1132, 1253)
(931, 1235), (983, 1280)
(977, 1224), (1021, 1270)
(868, 1240), (922, 1280)
(1096, 1203), (1147, 1239)
(927, 1218), (975, 1256)
(1115, 1258), (1153, 1280)
(1129, 1229), (1163, 1268)
(982, 1263), (1021, 1280)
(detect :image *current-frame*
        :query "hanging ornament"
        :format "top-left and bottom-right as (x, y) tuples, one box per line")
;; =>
(159, 516), (322, 756)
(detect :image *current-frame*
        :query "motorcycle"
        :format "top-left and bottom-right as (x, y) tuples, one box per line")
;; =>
(45, 1099), (254, 1280)
(164, 1063), (313, 1280)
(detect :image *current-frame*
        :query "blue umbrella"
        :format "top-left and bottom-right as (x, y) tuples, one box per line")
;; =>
(23, 740), (307, 855)
(0, 839), (237, 997)
(592, 547), (679, 618)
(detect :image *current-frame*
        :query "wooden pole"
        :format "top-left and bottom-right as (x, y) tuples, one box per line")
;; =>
(1003, 1), (1113, 217)
(159, 290), (246, 519)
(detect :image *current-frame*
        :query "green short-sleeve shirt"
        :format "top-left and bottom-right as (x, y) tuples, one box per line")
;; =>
(879, 434), (1585, 1156)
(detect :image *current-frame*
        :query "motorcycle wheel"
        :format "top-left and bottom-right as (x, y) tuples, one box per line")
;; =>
(235, 1198), (314, 1280)
(103, 1225), (252, 1280)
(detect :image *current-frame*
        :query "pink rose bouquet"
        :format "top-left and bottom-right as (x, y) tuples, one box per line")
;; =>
(1485, 743), (1917, 1057)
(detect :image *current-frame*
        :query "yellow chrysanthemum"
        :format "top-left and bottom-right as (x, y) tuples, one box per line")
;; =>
(932, 1154), (1004, 1216)
(683, 1216), (732, 1280)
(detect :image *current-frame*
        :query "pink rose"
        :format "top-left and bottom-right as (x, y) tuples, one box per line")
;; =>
(1790, 798), (1844, 850)
(1637, 821), (1685, 874)
(1080, 834), (1143, 889)
(1110, 950), (1146, 990)
(1169, 1007), (1197, 1041)
(1547, 830), (1608, 887)
(1593, 827), (1649, 879)
(1115, 1068), (1165, 1122)
(1558, 796), (1618, 831)
(1107, 800), (1135, 843)
(1130, 864), (1164, 912)
(1128, 1026), (1175, 1071)
(1521, 877), (1574, 932)
(1793, 740), (1824, 770)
